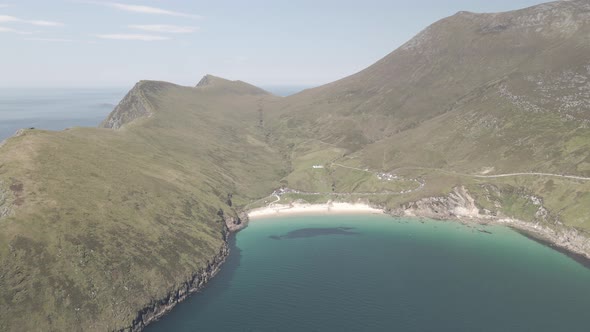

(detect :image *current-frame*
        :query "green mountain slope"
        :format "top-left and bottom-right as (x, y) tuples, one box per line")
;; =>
(265, 0), (590, 229)
(0, 79), (285, 330)
(269, 0), (590, 150)
(1, 0), (590, 330)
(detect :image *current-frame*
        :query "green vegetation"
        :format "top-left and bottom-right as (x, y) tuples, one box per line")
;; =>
(2, 1), (590, 330)
(0, 79), (287, 331)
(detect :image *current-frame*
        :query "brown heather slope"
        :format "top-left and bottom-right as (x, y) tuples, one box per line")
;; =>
(2, 0), (590, 330)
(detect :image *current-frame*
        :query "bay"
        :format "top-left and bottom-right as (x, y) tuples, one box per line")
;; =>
(147, 214), (590, 332)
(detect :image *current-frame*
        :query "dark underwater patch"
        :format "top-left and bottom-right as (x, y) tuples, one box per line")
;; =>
(269, 227), (359, 240)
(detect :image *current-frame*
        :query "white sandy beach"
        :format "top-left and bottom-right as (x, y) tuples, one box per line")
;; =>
(247, 202), (384, 219)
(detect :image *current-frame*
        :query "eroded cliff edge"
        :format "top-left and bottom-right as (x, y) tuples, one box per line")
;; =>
(100, 81), (156, 129)
(118, 231), (230, 332)
(389, 186), (590, 261)
(118, 210), (250, 331)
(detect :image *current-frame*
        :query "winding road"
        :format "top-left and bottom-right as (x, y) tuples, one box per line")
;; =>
(247, 163), (590, 210)
(334, 163), (590, 181)
(270, 194), (281, 204)
(387, 167), (590, 182)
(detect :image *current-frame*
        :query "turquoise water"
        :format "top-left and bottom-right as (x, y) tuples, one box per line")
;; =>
(146, 215), (590, 332)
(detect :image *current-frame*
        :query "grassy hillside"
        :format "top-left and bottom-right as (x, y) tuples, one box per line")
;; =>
(264, 0), (590, 231)
(267, 0), (590, 149)
(2, 0), (590, 330)
(0, 78), (286, 330)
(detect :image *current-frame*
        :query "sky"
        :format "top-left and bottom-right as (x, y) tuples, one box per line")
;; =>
(0, 0), (551, 88)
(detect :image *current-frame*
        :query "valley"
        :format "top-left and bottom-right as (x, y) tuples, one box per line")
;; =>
(2, 0), (590, 330)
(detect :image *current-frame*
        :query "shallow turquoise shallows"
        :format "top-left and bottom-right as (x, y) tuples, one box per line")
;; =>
(146, 214), (590, 332)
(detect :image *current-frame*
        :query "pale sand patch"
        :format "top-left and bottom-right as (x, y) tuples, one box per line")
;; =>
(247, 202), (384, 219)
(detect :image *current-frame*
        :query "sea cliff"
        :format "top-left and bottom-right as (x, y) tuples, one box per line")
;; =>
(119, 231), (230, 332)
(389, 186), (590, 261)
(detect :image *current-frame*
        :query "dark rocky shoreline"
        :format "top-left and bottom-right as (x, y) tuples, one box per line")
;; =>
(387, 186), (590, 268)
(120, 211), (250, 331)
(128, 186), (590, 331)
(119, 232), (231, 332)
(512, 228), (590, 270)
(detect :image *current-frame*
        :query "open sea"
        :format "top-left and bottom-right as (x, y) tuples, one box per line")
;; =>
(0, 88), (127, 141)
(0, 86), (308, 142)
(146, 214), (590, 332)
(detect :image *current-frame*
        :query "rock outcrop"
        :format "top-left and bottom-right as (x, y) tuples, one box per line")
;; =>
(100, 81), (155, 129)
(390, 185), (590, 260)
(195, 74), (271, 96)
(118, 209), (252, 332)
(224, 212), (249, 232)
(391, 186), (482, 220)
(119, 236), (230, 332)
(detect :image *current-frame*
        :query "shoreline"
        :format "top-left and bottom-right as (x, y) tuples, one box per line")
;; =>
(245, 199), (590, 266)
(247, 202), (384, 219)
(511, 228), (590, 269)
(123, 235), (231, 332)
(491, 217), (590, 263)
(140, 196), (590, 330)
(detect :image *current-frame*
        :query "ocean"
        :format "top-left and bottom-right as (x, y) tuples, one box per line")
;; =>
(146, 214), (590, 332)
(0, 88), (127, 142)
(0, 86), (309, 142)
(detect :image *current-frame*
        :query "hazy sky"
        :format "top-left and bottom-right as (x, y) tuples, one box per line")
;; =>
(0, 0), (550, 88)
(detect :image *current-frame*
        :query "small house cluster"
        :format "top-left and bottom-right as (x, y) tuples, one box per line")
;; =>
(377, 172), (398, 181)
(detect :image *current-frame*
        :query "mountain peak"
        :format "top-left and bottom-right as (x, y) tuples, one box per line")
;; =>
(196, 74), (227, 87)
(100, 81), (155, 129)
(195, 74), (271, 96)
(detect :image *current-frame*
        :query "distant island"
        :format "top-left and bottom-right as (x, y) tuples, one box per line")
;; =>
(2, 0), (590, 330)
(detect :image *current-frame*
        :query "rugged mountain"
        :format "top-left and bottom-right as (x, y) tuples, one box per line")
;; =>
(1, 0), (590, 330)
(270, 0), (590, 151)
(195, 74), (270, 95)
(0, 79), (284, 330)
(266, 0), (590, 226)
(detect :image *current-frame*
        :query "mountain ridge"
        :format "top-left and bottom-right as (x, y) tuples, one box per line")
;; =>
(195, 74), (271, 96)
(2, 0), (590, 330)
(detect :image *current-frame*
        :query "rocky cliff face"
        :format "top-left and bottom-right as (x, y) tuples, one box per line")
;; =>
(100, 81), (155, 129)
(391, 186), (482, 220)
(390, 186), (590, 260)
(116, 210), (248, 331)
(224, 212), (250, 232)
(119, 236), (230, 332)
(499, 217), (590, 262)
(195, 74), (215, 87)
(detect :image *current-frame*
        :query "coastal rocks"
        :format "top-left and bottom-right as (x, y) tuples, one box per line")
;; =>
(497, 218), (590, 260)
(390, 185), (590, 260)
(116, 207), (250, 331)
(119, 240), (230, 332)
(224, 211), (249, 232)
(525, 194), (550, 221)
(391, 186), (482, 220)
